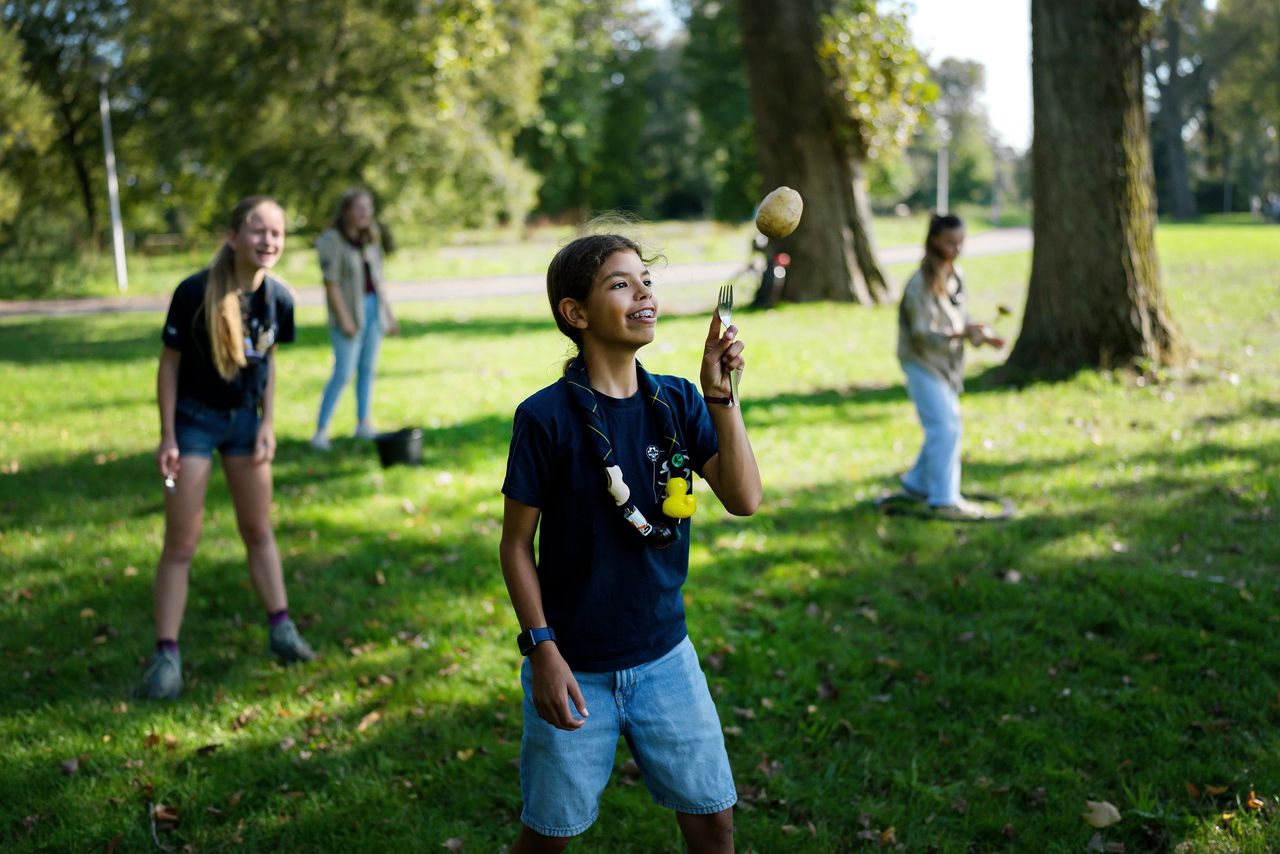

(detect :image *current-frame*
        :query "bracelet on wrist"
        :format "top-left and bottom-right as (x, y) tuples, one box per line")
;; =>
(704, 394), (732, 406)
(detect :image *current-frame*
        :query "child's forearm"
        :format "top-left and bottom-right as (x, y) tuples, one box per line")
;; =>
(707, 407), (762, 515)
(500, 540), (549, 630)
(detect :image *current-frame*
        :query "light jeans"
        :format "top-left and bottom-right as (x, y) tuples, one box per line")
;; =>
(316, 292), (383, 431)
(901, 360), (963, 507)
(518, 636), (736, 836)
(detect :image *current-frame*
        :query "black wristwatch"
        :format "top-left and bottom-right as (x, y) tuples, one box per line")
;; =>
(517, 626), (556, 656)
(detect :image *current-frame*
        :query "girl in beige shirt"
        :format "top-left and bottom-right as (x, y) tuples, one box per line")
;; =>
(895, 213), (1004, 520)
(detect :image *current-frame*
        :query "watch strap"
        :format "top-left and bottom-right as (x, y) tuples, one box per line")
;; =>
(517, 626), (556, 655)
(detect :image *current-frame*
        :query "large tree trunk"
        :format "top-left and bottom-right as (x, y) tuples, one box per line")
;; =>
(1004, 0), (1187, 378)
(737, 0), (888, 304)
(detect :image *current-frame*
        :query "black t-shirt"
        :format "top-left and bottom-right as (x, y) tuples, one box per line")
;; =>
(161, 270), (295, 410)
(501, 374), (719, 671)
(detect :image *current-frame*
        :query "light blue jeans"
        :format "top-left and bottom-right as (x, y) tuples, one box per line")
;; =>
(317, 292), (383, 431)
(901, 360), (963, 507)
(518, 636), (736, 836)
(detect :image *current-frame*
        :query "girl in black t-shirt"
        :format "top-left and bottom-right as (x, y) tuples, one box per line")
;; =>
(142, 196), (315, 700)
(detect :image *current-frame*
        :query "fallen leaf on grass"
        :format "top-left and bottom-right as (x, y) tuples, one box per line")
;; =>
(1082, 800), (1121, 828)
(152, 802), (179, 827)
(442, 839), (465, 852)
(59, 758), (79, 775)
(455, 748), (475, 762)
(1247, 791), (1264, 810)
(880, 826), (896, 845)
(1186, 782), (1201, 798)
(143, 732), (161, 748)
(357, 710), (382, 732)
(233, 707), (260, 730)
(373, 570), (386, 586)
(228, 790), (243, 808)
(756, 755), (782, 778)
(1204, 784), (1228, 796)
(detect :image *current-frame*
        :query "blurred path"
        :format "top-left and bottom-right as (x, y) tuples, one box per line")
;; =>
(0, 227), (1031, 318)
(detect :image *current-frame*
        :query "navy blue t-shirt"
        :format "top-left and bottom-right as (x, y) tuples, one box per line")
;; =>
(502, 372), (719, 672)
(161, 270), (295, 411)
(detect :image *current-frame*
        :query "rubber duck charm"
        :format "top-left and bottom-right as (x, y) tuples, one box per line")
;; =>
(662, 477), (697, 519)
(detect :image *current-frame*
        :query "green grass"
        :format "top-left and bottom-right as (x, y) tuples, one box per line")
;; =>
(1, 207), (1009, 301)
(2, 222), (1277, 851)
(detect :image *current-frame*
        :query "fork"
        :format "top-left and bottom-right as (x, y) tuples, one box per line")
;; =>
(716, 284), (740, 406)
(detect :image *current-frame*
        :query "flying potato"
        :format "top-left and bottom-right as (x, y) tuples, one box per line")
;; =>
(755, 186), (803, 239)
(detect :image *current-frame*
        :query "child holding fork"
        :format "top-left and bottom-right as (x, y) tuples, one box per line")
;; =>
(499, 231), (762, 852)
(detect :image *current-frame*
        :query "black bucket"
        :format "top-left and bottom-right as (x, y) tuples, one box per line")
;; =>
(374, 427), (423, 467)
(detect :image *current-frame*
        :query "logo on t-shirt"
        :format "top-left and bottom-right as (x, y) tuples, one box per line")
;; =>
(645, 445), (660, 462)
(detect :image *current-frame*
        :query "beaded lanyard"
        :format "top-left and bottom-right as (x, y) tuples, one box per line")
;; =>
(565, 358), (694, 549)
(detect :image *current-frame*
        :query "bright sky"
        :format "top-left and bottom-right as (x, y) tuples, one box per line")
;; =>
(906, 0), (1032, 152)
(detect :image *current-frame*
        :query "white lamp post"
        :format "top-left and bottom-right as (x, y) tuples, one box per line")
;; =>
(96, 66), (128, 293)
(936, 118), (951, 215)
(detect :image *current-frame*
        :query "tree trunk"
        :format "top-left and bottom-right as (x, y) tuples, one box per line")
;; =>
(56, 99), (100, 249)
(1154, 10), (1196, 218)
(737, 0), (888, 304)
(1003, 0), (1187, 379)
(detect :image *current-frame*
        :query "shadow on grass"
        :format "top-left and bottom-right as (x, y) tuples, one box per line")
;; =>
(0, 313), (558, 368)
(3, 384), (1278, 849)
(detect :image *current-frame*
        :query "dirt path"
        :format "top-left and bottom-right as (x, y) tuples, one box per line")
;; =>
(0, 228), (1031, 318)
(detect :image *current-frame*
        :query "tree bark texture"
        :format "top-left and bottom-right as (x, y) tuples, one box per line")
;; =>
(1006, 0), (1187, 377)
(737, 0), (888, 304)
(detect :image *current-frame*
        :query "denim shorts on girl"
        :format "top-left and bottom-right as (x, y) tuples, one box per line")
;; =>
(174, 396), (260, 458)
(519, 635), (736, 837)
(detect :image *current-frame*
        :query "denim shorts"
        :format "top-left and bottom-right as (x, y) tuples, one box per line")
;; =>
(174, 396), (260, 458)
(519, 635), (736, 837)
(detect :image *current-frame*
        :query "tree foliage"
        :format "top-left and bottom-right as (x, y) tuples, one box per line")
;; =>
(0, 22), (56, 226)
(1204, 0), (1280, 204)
(3, 0), (131, 245)
(678, 0), (760, 220)
(516, 0), (712, 221)
(123, 0), (548, 235)
(815, 0), (933, 161)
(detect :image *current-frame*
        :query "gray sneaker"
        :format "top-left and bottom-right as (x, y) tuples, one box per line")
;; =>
(930, 498), (989, 521)
(268, 619), (316, 663)
(141, 649), (183, 700)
